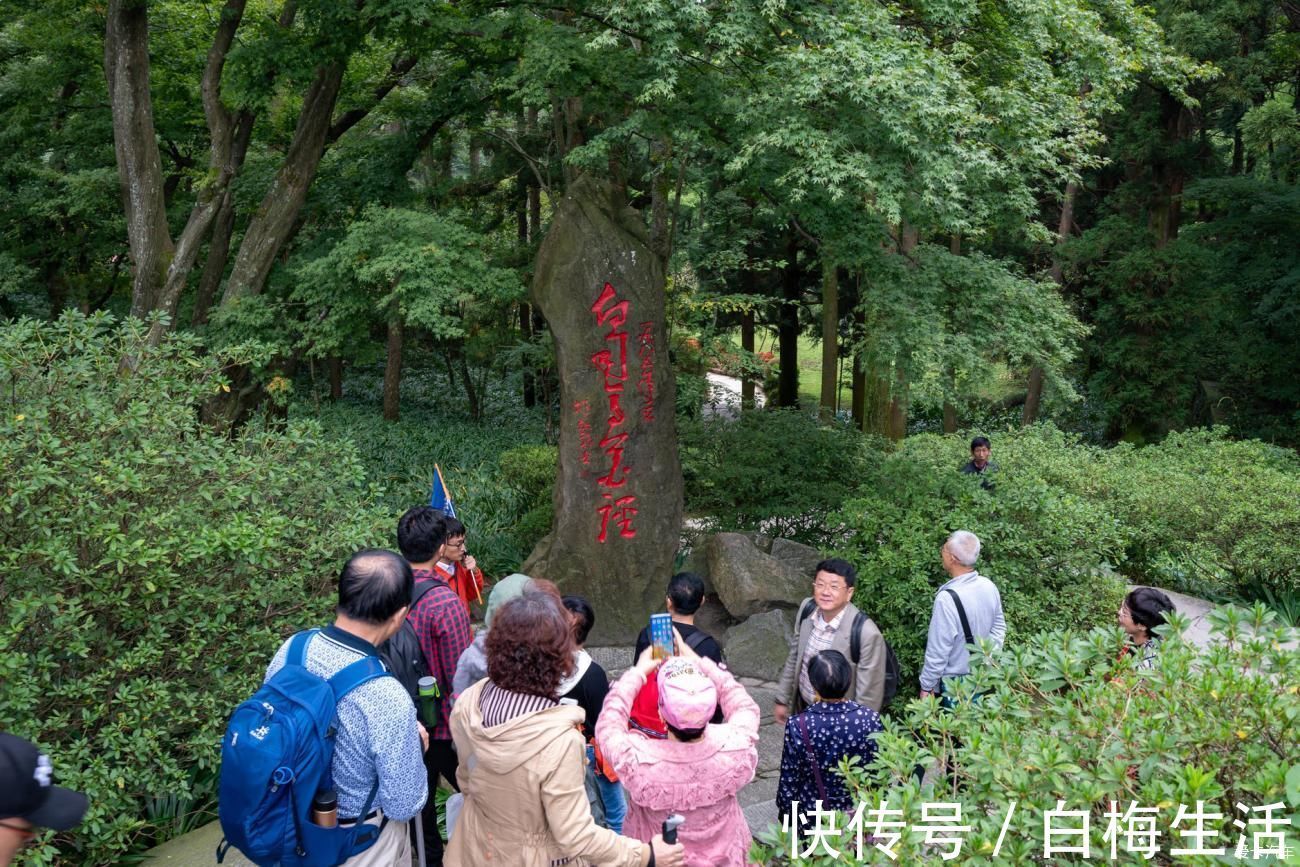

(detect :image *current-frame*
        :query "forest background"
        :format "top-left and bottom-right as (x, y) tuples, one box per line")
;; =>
(1, 0), (1298, 863)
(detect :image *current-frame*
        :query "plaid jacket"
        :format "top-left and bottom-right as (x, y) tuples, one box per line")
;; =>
(408, 568), (473, 740)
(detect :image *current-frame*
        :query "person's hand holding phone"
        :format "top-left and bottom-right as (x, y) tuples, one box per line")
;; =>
(672, 626), (700, 663)
(635, 645), (664, 677)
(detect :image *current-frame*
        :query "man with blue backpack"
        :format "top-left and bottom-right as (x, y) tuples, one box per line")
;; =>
(219, 550), (429, 867)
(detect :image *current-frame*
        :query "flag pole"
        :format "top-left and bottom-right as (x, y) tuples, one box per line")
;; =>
(436, 463), (483, 604)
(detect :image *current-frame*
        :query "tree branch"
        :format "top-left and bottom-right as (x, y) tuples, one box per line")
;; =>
(326, 55), (418, 144)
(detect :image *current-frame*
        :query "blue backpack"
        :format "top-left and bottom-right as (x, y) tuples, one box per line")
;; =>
(217, 629), (390, 867)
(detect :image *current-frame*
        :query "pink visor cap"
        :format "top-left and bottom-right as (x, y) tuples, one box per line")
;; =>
(657, 658), (717, 730)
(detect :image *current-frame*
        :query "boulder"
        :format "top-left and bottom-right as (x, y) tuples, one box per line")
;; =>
(769, 537), (822, 583)
(707, 532), (808, 619)
(523, 176), (683, 643)
(723, 608), (794, 680)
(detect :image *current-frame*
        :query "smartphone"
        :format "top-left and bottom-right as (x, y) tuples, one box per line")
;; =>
(649, 612), (675, 659)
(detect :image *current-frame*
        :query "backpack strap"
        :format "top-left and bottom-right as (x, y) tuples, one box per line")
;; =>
(848, 611), (867, 665)
(286, 628), (321, 667)
(798, 599), (814, 627)
(796, 714), (828, 804)
(327, 655), (390, 704)
(943, 588), (976, 647)
(684, 629), (712, 654)
(410, 579), (440, 612)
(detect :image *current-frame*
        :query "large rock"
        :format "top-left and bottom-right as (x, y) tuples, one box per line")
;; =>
(769, 537), (822, 581)
(723, 608), (794, 680)
(523, 177), (683, 643)
(707, 532), (809, 619)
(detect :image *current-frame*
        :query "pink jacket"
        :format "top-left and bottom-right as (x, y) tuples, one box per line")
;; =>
(596, 657), (760, 867)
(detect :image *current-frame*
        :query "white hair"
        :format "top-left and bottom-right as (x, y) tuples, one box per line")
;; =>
(946, 530), (981, 567)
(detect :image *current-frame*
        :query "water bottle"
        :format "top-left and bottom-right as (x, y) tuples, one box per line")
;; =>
(310, 789), (338, 828)
(663, 813), (684, 844)
(418, 676), (441, 728)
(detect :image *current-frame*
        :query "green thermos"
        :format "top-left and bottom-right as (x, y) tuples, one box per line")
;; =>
(418, 676), (441, 728)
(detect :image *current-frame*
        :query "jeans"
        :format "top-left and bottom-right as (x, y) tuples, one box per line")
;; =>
(586, 744), (626, 834)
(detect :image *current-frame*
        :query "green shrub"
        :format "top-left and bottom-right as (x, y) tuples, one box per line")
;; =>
(680, 409), (877, 546)
(0, 313), (390, 865)
(1099, 428), (1300, 598)
(498, 444), (558, 556)
(752, 605), (1300, 864)
(837, 428), (1128, 688)
(298, 385), (549, 576)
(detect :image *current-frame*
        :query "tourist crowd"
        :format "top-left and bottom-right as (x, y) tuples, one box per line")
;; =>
(0, 439), (1177, 867)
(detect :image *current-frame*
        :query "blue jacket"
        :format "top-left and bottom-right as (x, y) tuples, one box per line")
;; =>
(776, 700), (883, 827)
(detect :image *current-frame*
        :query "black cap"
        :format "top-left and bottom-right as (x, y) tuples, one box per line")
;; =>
(0, 733), (88, 831)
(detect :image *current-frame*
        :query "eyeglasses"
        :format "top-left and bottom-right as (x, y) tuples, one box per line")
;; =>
(444, 540), (466, 550)
(813, 582), (847, 593)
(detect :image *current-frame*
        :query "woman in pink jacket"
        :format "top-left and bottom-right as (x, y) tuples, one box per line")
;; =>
(595, 632), (760, 867)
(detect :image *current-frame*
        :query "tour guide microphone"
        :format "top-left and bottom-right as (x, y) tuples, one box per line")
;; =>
(663, 813), (685, 845)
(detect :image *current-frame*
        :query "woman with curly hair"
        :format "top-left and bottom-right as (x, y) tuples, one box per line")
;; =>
(446, 585), (684, 867)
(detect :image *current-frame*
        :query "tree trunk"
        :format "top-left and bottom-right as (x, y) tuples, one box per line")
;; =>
(222, 61), (347, 304)
(819, 264), (838, 420)
(777, 234), (801, 408)
(105, 0), (174, 319)
(741, 308), (756, 410)
(383, 309), (403, 421)
(851, 356), (866, 427)
(523, 176), (682, 644)
(192, 189), (235, 326)
(943, 402), (958, 434)
(455, 346), (481, 421)
(328, 355), (343, 400)
(521, 303), (537, 408)
(1023, 176), (1079, 425)
(882, 224), (918, 440)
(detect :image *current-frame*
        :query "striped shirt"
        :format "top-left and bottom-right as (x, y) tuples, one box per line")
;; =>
(479, 682), (558, 726)
(798, 607), (847, 705)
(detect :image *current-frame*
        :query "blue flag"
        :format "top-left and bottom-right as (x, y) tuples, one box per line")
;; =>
(429, 464), (457, 519)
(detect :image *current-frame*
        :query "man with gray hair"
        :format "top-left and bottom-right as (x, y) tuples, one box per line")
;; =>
(919, 531), (1006, 700)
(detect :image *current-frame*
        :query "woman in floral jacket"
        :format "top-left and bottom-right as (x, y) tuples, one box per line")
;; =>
(776, 650), (883, 832)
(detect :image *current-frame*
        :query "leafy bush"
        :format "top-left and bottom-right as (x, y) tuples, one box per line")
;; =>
(298, 377), (550, 576)
(498, 444), (558, 556)
(837, 428), (1128, 689)
(752, 605), (1300, 864)
(1099, 428), (1300, 598)
(679, 409), (878, 546)
(0, 313), (390, 865)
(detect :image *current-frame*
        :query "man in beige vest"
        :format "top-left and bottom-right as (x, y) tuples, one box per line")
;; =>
(774, 558), (887, 723)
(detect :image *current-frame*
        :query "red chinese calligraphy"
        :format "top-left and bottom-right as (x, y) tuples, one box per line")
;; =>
(573, 400), (593, 466)
(590, 282), (638, 540)
(637, 321), (655, 422)
(597, 494), (638, 543)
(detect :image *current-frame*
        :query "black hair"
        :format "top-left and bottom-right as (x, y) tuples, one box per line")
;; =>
(562, 595), (596, 645)
(443, 516), (466, 538)
(970, 436), (991, 451)
(664, 721), (706, 742)
(1125, 587), (1175, 637)
(396, 506), (448, 563)
(813, 558), (857, 588)
(338, 549), (413, 624)
(808, 650), (852, 700)
(666, 572), (705, 616)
